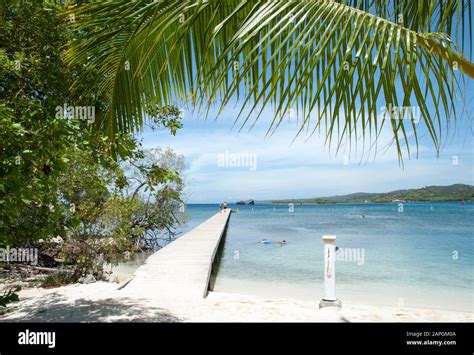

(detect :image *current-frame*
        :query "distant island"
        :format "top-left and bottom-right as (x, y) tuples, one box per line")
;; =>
(271, 184), (474, 205)
(236, 199), (255, 205)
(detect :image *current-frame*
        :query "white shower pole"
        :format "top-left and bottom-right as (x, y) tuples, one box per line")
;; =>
(319, 235), (342, 308)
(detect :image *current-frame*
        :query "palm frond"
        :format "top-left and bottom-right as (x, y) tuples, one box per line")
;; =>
(65, 0), (474, 160)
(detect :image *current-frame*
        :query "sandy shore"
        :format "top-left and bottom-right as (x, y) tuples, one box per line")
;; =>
(1, 281), (472, 322)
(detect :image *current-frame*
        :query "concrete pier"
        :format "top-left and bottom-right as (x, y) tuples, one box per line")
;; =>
(124, 209), (232, 298)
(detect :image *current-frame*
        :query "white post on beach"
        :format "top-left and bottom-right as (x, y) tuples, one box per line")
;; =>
(319, 235), (342, 308)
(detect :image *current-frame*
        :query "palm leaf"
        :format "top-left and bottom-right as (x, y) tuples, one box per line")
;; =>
(64, 0), (474, 160)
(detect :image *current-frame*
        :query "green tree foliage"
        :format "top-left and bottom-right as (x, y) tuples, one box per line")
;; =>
(55, 143), (185, 280)
(0, 1), (186, 284)
(0, 286), (20, 308)
(0, 2), (77, 245)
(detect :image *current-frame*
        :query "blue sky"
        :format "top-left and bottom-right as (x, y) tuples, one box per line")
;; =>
(136, 6), (474, 203)
(124, 4), (474, 204)
(140, 83), (474, 204)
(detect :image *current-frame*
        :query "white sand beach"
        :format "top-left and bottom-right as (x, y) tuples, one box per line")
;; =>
(1, 281), (472, 323)
(2, 209), (472, 323)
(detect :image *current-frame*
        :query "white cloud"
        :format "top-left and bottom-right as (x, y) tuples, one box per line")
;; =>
(141, 107), (474, 203)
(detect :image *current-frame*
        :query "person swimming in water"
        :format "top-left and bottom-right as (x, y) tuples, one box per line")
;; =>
(279, 240), (287, 246)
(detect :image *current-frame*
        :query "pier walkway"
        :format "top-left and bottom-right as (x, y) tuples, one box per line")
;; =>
(124, 208), (232, 298)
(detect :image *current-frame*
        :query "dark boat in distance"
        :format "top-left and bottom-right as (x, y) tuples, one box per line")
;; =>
(236, 199), (255, 205)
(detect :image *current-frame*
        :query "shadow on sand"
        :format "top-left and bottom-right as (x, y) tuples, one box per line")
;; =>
(1, 293), (181, 322)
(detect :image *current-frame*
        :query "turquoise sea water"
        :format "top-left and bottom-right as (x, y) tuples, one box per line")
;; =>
(180, 202), (473, 312)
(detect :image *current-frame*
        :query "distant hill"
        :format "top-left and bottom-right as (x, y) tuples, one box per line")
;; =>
(271, 184), (474, 204)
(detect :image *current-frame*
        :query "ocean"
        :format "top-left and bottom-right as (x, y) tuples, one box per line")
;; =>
(179, 202), (474, 312)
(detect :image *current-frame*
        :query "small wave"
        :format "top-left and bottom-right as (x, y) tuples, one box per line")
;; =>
(344, 214), (399, 220)
(288, 226), (313, 232)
